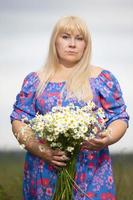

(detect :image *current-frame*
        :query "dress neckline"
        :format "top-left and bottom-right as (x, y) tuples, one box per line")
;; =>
(46, 69), (107, 84)
(47, 80), (66, 84)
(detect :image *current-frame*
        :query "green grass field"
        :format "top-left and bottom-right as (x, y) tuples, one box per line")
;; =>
(0, 151), (133, 200)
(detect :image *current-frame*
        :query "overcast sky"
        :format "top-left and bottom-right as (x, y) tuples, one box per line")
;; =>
(0, 0), (133, 153)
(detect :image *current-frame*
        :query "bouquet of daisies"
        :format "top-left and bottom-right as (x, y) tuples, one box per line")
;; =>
(29, 101), (106, 199)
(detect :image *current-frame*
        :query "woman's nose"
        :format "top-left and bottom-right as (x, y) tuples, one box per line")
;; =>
(69, 38), (76, 47)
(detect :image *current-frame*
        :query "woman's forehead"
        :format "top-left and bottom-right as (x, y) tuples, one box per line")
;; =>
(60, 31), (83, 36)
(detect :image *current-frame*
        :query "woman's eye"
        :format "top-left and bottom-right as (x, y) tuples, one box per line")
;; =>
(62, 35), (69, 39)
(76, 37), (83, 41)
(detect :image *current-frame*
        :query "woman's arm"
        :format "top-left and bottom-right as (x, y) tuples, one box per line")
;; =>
(103, 119), (128, 145)
(82, 120), (128, 151)
(83, 69), (129, 151)
(12, 120), (69, 167)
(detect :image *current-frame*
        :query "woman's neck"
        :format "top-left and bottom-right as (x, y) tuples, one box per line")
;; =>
(50, 64), (76, 82)
(56, 63), (76, 73)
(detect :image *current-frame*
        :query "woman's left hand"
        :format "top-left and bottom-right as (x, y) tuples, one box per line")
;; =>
(81, 131), (111, 151)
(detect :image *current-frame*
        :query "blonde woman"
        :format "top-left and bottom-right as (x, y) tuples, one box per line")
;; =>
(10, 16), (129, 199)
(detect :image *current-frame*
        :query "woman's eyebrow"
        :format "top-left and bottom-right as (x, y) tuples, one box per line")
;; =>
(61, 32), (83, 37)
(61, 32), (71, 36)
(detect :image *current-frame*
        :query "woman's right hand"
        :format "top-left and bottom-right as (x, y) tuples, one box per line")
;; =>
(39, 144), (70, 168)
(11, 120), (69, 168)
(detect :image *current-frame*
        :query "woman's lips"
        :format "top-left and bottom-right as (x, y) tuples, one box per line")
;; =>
(66, 51), (78, 54)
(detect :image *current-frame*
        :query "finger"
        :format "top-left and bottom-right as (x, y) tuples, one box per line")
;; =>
(83, 139), (95, 146)
(81, 145), (90, 150)
(88, 143), (104, 151)
(99, 132), (108, 138)
(86, 141), (102, 148)
(52, 160), (67, 167)
(92, 137), (110, 149)
(53, 155), (69, 161)
(82, 139), (105, 149)
(53, 150), (66, 156)
(82, 145), (100, 151)
(82, 142), (100, 150)
(94, 135), (110, 146)
(90, 138), (106, 146)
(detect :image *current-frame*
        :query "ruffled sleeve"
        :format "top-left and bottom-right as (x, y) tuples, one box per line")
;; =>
(10, 72), (39, 122)
(96, 70), (129, 126)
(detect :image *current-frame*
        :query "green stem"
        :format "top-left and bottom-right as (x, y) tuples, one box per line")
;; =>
(64, 169), (90, 198)
(53, 153), (78, 200)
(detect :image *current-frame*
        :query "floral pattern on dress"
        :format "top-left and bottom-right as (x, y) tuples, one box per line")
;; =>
(10, 69), (129, 200)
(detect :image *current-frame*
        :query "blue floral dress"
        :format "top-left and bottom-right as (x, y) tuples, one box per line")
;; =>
(10, 69), (129, 200)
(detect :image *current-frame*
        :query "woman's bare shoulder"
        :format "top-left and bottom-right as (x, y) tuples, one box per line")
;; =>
(90, 65), (104, 78)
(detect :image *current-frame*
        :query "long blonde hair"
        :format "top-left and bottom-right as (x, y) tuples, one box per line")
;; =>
(37, 16), (93, 101)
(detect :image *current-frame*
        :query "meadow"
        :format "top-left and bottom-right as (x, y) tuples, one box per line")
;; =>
(0, 151), (133, 200)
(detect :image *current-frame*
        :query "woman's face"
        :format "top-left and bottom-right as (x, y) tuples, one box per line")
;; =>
(55, 31), (86, 67)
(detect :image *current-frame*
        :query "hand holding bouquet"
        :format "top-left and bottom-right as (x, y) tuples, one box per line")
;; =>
(29, 101), (106, 199)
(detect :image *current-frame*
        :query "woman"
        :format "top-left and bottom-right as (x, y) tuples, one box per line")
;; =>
(10, 16), (129, 199)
